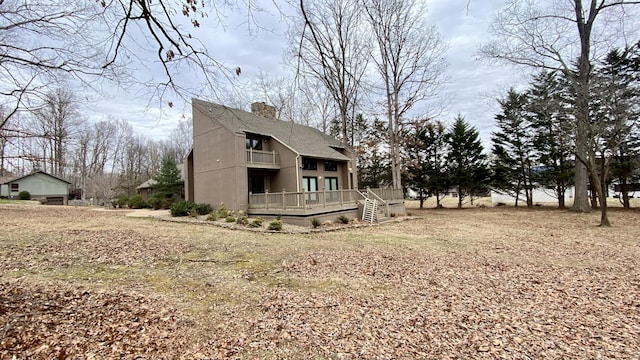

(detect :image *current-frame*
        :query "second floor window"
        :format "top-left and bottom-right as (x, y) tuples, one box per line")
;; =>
(301, 157), (317, 170)
(246, 135), (263, 150)
(324, 160), (338, 171)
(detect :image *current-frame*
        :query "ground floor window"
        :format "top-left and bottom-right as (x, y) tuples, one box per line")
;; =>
(324, 177), (338, 191)
(302, 176), (318, 202)
(10, 183), (18, 192)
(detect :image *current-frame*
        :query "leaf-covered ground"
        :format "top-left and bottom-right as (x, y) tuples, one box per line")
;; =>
(1, 204), (639, 359)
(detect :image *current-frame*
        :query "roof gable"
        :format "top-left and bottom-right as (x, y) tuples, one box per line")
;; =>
(193, 99), (351, 161)
(5, 171), (70, 184)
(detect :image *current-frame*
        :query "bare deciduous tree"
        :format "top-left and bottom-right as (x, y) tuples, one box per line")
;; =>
(480, 0), (640, 218)
(168, 119), (193, 162)
(294, 0), (369, 145)
(87, 172), (120, 206)
(0, 0), (263, 130)
(30, 88), (83, 177)
(363, 0), (448, 189)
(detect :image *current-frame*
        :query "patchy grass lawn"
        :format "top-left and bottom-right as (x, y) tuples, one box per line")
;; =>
(1, 203), (639, 359)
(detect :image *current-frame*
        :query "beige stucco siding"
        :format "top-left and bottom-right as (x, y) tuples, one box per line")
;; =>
(269, 141), (298, 193)
(299, 159), (352, 190)
(193, 106), (249, 211)
(191, 99), (361, 216)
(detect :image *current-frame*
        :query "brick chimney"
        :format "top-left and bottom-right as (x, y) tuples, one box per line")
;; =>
(251, 102), (276, 119)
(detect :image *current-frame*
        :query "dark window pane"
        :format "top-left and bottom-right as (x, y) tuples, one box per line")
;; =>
(301, 157), (317, 170)
(245, 135), (263, 150)
(324, 177), (338, 190)
(324, 160), (337, 171)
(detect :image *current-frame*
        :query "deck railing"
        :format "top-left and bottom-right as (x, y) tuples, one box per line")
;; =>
(248, 187), (402, 210)
(248, 189), (363, 210)
(368, 188), (404, 201)
(246, 149), (279, 166)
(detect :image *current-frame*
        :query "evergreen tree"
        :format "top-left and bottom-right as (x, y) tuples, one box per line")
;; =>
(153, 157), (183, 201)
(588, 44), (640, 216)
(329, 113), (369, 147)
(527, 71), (575, 209)
(405, 120), (450, 208)
(446, 115), (490, 209)
(404, 122), (429, 207)
(357, 118), (392, 188)
(491, 88), (535, 207)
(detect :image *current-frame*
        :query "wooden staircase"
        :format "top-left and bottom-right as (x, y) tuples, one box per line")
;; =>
(358, 188), (392, 223)
(362, 198), (378, 223)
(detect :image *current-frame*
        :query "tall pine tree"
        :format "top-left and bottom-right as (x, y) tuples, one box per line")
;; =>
(405, 120), (450, 208)
(357, 118), (392, 188)
(446, 115), (490, 209)
(527, 71), (575, 209)
(153, 157), (183, 201)
(491, 88), (535, 207)
(587, 44), (640, 221)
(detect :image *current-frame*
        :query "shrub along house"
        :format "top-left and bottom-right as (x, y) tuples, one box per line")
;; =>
(185, 99), (405, 226)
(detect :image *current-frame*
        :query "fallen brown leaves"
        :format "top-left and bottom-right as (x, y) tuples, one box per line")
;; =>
(1, 229), (193, 272)
(0, 279), (198, 359)
(1, 204), (639, 358)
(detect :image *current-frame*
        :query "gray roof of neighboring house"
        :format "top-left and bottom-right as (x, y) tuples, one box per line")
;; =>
(136, 164), (185, 190)
(2, 171), (71, 184)
(193, 99), (352, 161)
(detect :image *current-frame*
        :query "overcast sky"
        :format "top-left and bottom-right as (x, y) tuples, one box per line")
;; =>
(86, 0), (529, 149)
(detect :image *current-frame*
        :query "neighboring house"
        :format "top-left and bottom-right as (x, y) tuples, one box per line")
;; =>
(136, 164), (186, 201)
(0, 171), (70, 205)
(491, 187), (575, 205)
(185, 99), (405, 226)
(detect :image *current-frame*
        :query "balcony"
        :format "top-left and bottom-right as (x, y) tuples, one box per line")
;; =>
(246, 149), (280, 169)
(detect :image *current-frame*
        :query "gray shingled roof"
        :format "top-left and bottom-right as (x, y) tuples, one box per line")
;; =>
(193, 99), (351, 161)
(3, 171), (70, 184)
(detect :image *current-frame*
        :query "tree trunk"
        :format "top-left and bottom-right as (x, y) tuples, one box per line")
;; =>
(597, 176), (611, 227)
(620, 180), (630, 209)
(588, 156), (611, 226)
(558, 186), (566, 210)
(457, 187), (462, 209)
(526, 176), (533, 207)
(590, 186), (598, 209)
(572, 118), (592, 212)
(570, 0), (594, 213)
(340, 108), (348, 146)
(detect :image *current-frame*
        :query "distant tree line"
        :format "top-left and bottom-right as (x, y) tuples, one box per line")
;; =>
(400, 43), (639, 219)
(490, 44), (639, 219)
(0, 88), (192, 204)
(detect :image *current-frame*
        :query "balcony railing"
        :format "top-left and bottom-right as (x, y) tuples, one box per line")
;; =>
(248, 188), (403, 211)
(246, 149), (279, 168)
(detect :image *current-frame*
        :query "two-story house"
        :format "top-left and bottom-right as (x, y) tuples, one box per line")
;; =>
(185, 99), (405, 226)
